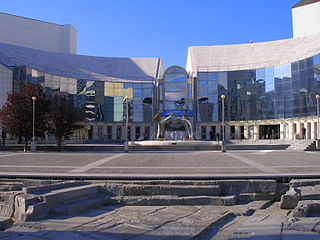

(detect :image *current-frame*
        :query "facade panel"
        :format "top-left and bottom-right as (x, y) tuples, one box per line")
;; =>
(0, 13), (77, 54)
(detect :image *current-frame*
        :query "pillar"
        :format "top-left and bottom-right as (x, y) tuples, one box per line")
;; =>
(244, 125), (249, 139)
(92, 125), (98, 141)
(295, 122), (302, 139)
(235, 126), (241, 140)
(280, 123), (285, 140)
(225, 125), (231, 140)
(310, 121), (317, 139)
(253, 125), (259, 140)
(305, 122), (311, 139)
(206, 125), (211, 140)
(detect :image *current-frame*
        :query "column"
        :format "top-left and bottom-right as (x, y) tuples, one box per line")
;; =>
(253, 125), (259, 140)
(196, 125), (201, 140)
(294, 122), (301, 139)
(235, 126), (241, 140)
(112, 126), (116, 141)
(102, 125), (108, 142)
(305, 122), (311, 139)
(311, 121), (317, 139)
(141, 125), (146, 140)
(288, 122), (294, 140)
(225, 125), (231, 140)
(206, 125), (211, 140)
(280, 123), (285, 140)
(244, 125), (249, 139)
(92, 125), (98, 141)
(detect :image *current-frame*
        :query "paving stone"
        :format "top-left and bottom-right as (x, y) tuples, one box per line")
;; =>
(228, 200), (272, 216)
(283, 218), (320, 232)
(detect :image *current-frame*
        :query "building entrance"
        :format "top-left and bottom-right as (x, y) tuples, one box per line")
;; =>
(259, 125), (280, 139)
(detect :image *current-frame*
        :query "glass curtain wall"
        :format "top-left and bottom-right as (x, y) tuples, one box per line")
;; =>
(161, 66), (192, 116)
(197, 54), (320, 122)
(13, 67), (154, 123)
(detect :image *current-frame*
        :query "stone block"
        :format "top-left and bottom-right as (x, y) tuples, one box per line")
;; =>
(184, 195), (237, 206)
(239, 192), (276, 202)
(290, 179), (320, 188)
(280, 188), (301, 209)
(217, 180), (251, 194)
(251, 180), (277, 193)
(123, 184), (220, 197)
(292, 200), (320, 217)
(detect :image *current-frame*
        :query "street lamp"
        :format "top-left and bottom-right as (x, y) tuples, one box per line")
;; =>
(124, 96), (129, 153)
(31, 96), (36, 152)
(221, 94), (226, 152)
(316, 95), (320, 150)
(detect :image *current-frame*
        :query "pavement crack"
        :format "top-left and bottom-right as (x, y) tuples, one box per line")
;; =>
(144, 207), (166, 215)
(131, 208), (203, 239)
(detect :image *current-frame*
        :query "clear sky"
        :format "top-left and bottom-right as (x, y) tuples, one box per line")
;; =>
(0, 0), (299, 68)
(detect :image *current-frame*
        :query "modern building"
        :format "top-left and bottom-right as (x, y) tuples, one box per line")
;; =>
(0, 12), (77, 54)
(0, 0), (319, 142)
(292, 0), (320, 38)
(186, 33), (320, 140)
(0, 42), (163, 141)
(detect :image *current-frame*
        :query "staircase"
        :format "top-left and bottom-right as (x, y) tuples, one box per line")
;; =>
(305, 140), (320, 151)
(13, 181), (116, 221)
(0, 179), (286, 222)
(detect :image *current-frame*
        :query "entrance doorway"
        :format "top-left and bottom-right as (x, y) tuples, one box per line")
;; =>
(259, 125), (280, 139)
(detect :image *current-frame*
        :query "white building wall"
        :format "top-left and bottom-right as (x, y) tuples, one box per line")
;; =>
(0, 13), (77, 54)
(0, 64), (12, 108)
(292, 2), (320, 38)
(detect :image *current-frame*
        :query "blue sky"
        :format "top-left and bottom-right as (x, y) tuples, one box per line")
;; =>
(1, 0), (299, 68)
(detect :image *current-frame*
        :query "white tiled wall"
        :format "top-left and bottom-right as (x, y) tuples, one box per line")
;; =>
(293, 2), (320, 38)
(0, 13), (77, 54)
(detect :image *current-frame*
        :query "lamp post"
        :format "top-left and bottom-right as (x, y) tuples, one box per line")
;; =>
(124, 96), (129, 153)
(221, 94), (226, 152)
(316, 95), (320, 150)
(31, 96), (36, 152)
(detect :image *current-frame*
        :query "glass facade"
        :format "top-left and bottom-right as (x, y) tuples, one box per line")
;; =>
(160, 66), (192, 117)
(197, 55), (320, 122)
(13, 66), (154, 124)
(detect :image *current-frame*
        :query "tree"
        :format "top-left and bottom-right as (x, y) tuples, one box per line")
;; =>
(46, 93), (83, 151)
(0, 83), (48, 148)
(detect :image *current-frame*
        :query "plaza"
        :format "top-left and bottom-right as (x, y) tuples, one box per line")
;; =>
(0, 149), (318, 179)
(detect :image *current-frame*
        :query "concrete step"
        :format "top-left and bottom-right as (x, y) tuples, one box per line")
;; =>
(123, 184), (221, 197)
(51, 194), (116, 216)
(23, 181), (90, 194)
(292, 200), (320, 217)
(14, 183), (106, 221)
(300, 185), (320, 200)
(115, 195), (238, 206)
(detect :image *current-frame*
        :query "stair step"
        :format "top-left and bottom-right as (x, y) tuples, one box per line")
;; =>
(23, 181), (90, 194)
(115, 195), (237, 206)
(300, 186), (320, 200)
(51, 194), (115, 216)
(14, 183), (105, 221)
(42, 184), (101, 204)
(123, 184), (221, 196)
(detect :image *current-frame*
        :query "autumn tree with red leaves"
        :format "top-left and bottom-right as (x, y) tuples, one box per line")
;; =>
(46, 93), (83, 151)
(0, 83), (48, 148)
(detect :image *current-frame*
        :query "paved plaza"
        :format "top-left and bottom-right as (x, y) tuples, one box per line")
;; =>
(0, 150), (318, 178)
